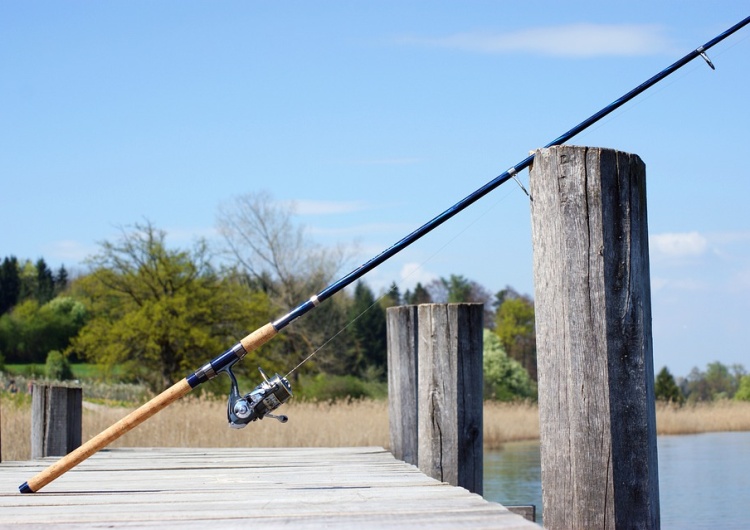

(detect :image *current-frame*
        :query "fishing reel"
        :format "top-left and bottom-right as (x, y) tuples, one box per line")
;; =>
(223, 365), (293, 429)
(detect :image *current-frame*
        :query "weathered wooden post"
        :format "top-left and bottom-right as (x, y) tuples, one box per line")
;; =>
(387, 303), (484, 494)
(530, 146), (659, 528)
(31, 384), (83, 459)
(417, 303), (483, 495)
(387, 305), (419, 466)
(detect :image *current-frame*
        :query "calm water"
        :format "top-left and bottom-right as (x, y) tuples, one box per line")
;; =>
(483, 431), (750, 528)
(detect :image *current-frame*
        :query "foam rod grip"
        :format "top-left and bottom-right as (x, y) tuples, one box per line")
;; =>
(19, 378), (193, 493)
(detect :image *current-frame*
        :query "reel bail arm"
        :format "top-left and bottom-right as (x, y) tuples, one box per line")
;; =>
(222, 364), (293, 428)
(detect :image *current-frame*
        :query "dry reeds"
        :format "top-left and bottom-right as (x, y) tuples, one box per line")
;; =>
(483, 401), (540, 448)
(3, 397), (750, 463)
(0, 395), (31, 462)
(655, 400), (750, 435)
(91, 397), (391, 450)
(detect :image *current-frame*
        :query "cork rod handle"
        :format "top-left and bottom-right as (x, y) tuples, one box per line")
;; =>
(20, 378), (193, 493)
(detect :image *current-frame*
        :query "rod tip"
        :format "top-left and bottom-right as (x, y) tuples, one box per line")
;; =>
(19, 482), (34, 494)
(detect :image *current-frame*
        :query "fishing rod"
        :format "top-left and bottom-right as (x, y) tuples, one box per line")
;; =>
(20, 15), (750, 494)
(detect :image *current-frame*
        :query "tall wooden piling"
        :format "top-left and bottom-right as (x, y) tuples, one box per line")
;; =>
(387, 305), (419, 466)
(417, 303), (484, 495)
(387, 303), (484, 495)
(530, 146), (660, 529)
(31, 384), (82, 459)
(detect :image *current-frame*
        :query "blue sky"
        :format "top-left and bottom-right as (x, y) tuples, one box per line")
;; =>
(2, 2), (748, 378)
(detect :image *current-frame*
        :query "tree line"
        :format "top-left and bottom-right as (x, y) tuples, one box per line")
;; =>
(4, 192), (741, 403)
(655, 362), (750, 404)
(0, 192), (536, 397)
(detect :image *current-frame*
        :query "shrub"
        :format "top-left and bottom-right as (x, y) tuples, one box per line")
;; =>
(483, 330), (537, 401)
(45, 350), (74, 381)
(296, 373), (370, 402)
(735, 376), (750, 402)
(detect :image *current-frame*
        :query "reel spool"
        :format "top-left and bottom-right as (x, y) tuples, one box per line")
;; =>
(224, 365), (293, 428)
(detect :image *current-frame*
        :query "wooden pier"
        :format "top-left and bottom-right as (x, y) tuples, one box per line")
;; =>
(0, 447), (538, 529)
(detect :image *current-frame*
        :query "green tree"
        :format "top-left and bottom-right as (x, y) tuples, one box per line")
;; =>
(347, 282), (387, 379)
(55, 265), (69, 295)
(70, 222), (273, 390)
(35, 258), (56, 304)
(483, 329), (536, 401)
(45, 350), (74, 380)
(216, 191), (352, 378)
(0, 296), (87, 364)
(684, 361), (746, 402)
(0, 256), (21, 314)
(495, 293), (537, 380)
(427, 274), (491, 304)
(18, 259), (38, 303)
(735, 375), (750, 401)
(654, 366), (684, 404)
(403, 282), (431, 305)
(380, 282), (401, 309)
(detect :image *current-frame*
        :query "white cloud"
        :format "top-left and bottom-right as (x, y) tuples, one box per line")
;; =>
(650, 232), (708, 258)
(399, 262), (438, 289)
(400, 23), (675, 57)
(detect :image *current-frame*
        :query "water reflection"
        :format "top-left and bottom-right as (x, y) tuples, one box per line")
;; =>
(483, 432), (750, 529)
(483, 440), (543, 521)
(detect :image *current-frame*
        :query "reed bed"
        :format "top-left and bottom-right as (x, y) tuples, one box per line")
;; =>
(655, 400), (750, 435)
(484, 400), (540, 448)
(3, 397), (750, 462)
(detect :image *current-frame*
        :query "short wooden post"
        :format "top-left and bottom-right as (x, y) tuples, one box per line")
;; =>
(530, 146), (660, 529)
(417, 303), (483, 495)
(31, 384), (83, 459)
(387, 305), (419, 466)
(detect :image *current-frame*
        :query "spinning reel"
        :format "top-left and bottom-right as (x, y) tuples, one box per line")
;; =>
(223, 364), (293, 428)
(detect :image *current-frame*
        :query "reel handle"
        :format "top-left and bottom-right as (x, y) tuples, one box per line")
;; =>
(223, 365), (293, 428)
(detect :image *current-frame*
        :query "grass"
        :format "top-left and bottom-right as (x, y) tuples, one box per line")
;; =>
(4, 362), (129, 381)
(3, 393), (749, 463)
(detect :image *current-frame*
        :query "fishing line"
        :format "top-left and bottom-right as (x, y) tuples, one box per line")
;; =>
(576, 30), (750, 144)
(283, 177), (521, 377)
(246, 15), (750, 412)
(20, 15), (750, 495)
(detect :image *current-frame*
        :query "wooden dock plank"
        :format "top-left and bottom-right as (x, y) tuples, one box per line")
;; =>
(0, 447), (538, 529)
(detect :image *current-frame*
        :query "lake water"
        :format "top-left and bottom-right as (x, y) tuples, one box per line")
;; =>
(483, 431), (750, 528)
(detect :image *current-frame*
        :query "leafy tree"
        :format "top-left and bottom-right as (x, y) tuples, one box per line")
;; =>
(495, 292), (537, 380)
(483, 329), (536, 401)
(216, 191), (352, 377)
(45, 350), (74, 380)
(684, 361), (746, 401)
(346, 282), (387, 379)
(0, 256), (21, 314)
(403, 282), (432, 305)
(70, 222), (273, 390)
(18, 259), (38, 302)
(427, 274), (491, 304)
(735, 375), (750, 402)
(0, 296), (88, 363)
(426, 274), (495, 329)
(654, 366), (684, 404)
